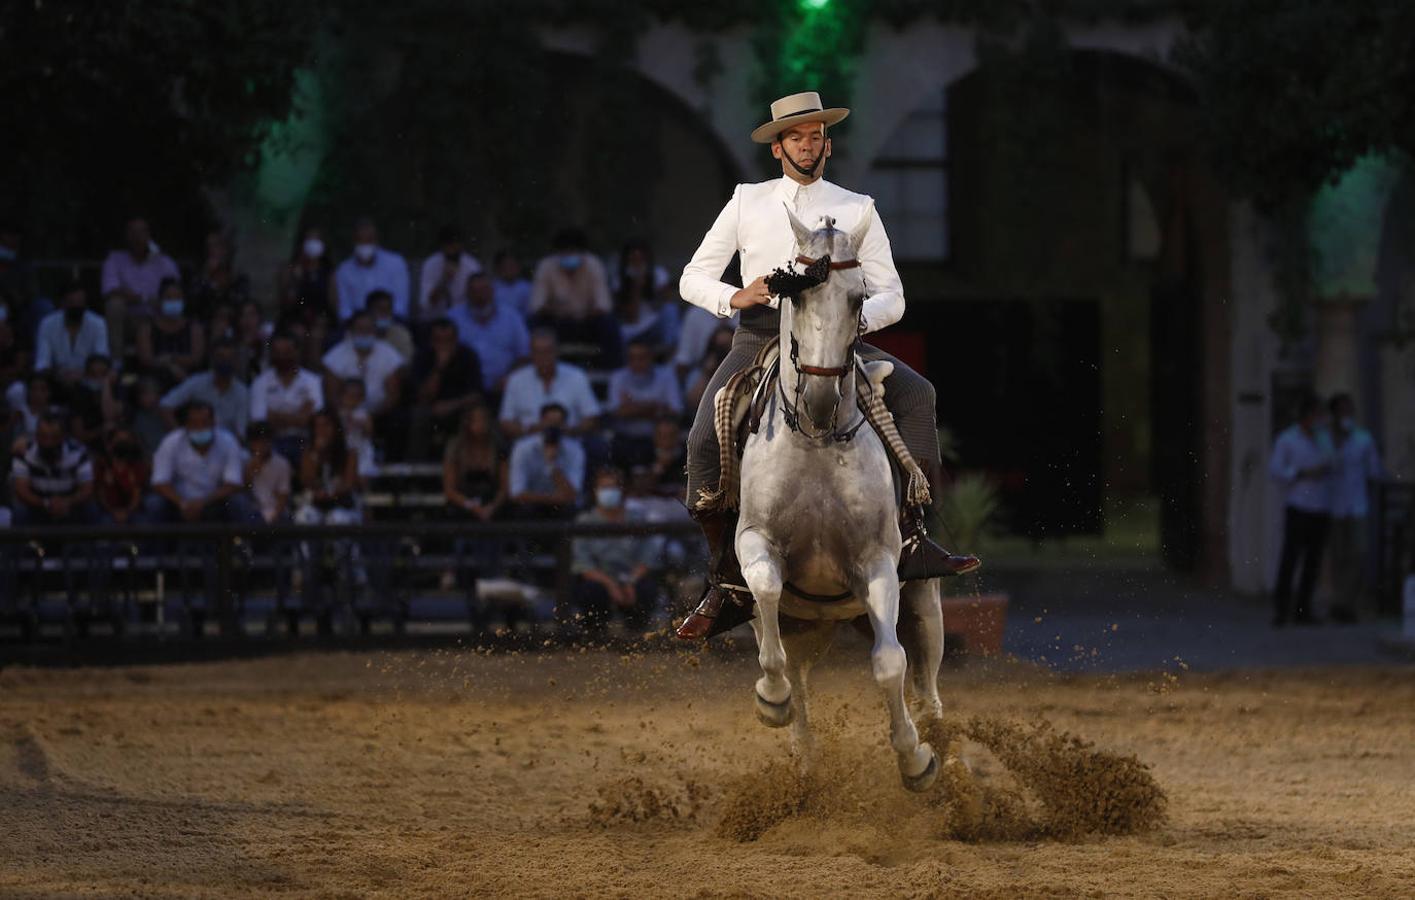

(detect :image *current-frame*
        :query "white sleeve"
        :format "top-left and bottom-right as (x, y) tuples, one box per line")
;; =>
(249, 375), (268, 421)
(679, 185), (742, 319)
(856, 200), (905, 335)
(576, 371), (602, 420)
(151, 436), (176, 486)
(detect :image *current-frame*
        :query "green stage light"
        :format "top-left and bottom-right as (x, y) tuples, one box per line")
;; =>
(801, 0), (830, 10)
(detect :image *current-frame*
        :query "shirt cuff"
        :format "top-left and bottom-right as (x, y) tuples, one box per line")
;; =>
(716, 285), (736, 318)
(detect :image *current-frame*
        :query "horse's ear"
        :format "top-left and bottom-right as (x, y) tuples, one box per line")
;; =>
(783, 203), (814, 251)
(849, 199), (875, 250)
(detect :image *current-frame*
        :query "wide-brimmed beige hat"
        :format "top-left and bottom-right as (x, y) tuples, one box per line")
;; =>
(750, 91), (850, 144)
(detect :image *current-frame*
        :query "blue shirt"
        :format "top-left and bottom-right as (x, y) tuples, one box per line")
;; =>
(499, 362), (601, 431)
(335, 248), (411, 321)
(160, 372), (250, 439)
(509, 433), (585, 498)
(448, 301), (531, 391)
(1269, 424), (1334, 514)
(493, 277), (533, 318)
(35, 311), (109, 374)
(1329, 426), (1382, 518)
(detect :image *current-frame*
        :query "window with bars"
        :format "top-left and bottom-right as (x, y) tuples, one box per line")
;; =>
(863, 90), (949, 262)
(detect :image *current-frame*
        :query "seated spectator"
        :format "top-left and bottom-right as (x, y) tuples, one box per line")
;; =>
(612, 240), (678, 352)
(335, 217), (410, 320)
(449, 272), (529, 399)
(94, 427), (149, 525)
(160, 340), (249, 438)
(684, 345), (728, 414)
(570, 467), (660, 633)
(418, 224), (483, 322)
(277, 225), (335, 333)
(0, 301), (33, 388)
(136, 277), (206, 390)
(206, 301), (237, 344)
(10, 372), (60, 444)
(443, 402), (507, 523)
(528, 227), (620, 368)
(498, 330), (601, 440)
(69, 354), (122, 447)
(244, 422), (292, 524)
(608, 338), (682, 466)
(367, 289), (414, 360)
(334, 378), (378, 477)
(250, 333), (324, 463)
(36, 282), (109, 389)
(630, 416), (688, 500)
(100, 217), (179, 359)
(293, 409), (363, 526)
(10, 415), (98, 526)
(145, 401), (258, 523)
(321, 310), (405, 455)
(673, 308), (736, 381)
(0, 222), (36, 333)
(128, 377), (170, 456)
(233, 300), (272, 382)
(188, 229), (250, 317)
(409, 318), (483, 460)
(508, 403), (584, 518)
(491, 249), (532, 318)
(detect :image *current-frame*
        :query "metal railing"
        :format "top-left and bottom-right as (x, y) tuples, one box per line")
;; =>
(0, 518), (703, 640)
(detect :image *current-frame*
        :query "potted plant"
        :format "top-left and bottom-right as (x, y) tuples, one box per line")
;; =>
(931, 428), (1009, 655)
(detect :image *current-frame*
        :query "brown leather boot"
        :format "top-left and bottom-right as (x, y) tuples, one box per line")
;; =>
(897, 507), (980, 582)
(674, 509), (755, 640)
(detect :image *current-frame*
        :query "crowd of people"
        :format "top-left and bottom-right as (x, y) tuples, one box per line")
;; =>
(0, 216), (737, 629)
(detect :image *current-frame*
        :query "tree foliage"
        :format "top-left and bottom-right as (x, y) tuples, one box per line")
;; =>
(0, 0), (320, 256)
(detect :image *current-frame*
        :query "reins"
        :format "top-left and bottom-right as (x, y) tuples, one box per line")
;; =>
(772, 252), (867, 443)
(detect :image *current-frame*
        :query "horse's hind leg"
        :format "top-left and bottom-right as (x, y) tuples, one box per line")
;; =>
(860, 555), (939, 792)
(900, 578), (945, 722)
(781, 619), (836, 768)
(739, 529), (790, 726)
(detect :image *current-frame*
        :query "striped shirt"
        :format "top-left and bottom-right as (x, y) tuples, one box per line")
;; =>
(12, 440), (94, 497)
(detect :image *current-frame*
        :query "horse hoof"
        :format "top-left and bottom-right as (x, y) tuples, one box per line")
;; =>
(754, 691), (794, 728)
(901, 748), (940, 793)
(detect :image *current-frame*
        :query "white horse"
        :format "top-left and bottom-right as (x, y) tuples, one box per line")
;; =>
(736, 204), (944, 791)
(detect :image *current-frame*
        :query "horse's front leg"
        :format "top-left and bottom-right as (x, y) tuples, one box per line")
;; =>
(860, 554), (939, 792)
(739, 528), (791, 727)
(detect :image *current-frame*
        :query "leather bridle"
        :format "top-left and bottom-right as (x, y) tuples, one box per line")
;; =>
(778, 253), (866, 442)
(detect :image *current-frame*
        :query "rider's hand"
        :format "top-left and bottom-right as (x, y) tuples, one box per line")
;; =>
(729, 276), (772, 310)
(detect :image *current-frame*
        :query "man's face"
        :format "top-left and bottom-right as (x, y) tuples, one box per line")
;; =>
(530, 335), (558, 373)
(370, 298), (393, 324)
(627, 343), (652, 374)
(211, 347), (236, 375)
(28, 379), (50, 407)
(466, 275), (494, 308)
(270, 340), (298, 373)
(354, 222), (378, 247)
(62, 290), (87, 314)
(36, 421), (62, 454)
(349, 316), (375, 340)
(772, 121), (830, 181)
(249, 438), (271, 461)
(85, 359), (110, 382)
(186, 408), (214, 434)
(1334, 398), (1355, 423)
(540, 408), (566, 431)
(430, 325), (457, 356)
(495, 257), (520, 281)
(125, 219), (151, 255)
(442, 240), (463, 260)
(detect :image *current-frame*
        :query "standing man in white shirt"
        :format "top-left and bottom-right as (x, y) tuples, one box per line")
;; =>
(417, 225), (483, 323)
(1268, 391), (1336, 626)
(1325, 393), (1384, 623)
(334, 218), (411, 320)
(674, 91), (979, 640)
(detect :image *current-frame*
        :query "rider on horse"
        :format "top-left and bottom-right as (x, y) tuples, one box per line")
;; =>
(675, 92), (980, 641)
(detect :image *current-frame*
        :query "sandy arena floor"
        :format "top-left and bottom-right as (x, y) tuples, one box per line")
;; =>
(2, 643), (1413, 898)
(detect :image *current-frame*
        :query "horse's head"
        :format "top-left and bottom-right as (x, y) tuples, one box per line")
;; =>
(778, 201), (873, 435)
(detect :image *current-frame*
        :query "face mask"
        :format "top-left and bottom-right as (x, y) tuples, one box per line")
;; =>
(595, 486), (623, 509)
(188, 428), (214, 447)
(354, 243), (377, 262)
(351, 335), (375, 352)
(558, 254), (582, 272)
(212, 361), (235, 378)
(160, 298), (184, 318)
(303, 237), (325, 258)
(374, 317), (392, 332)
(64, 306), (85, 325)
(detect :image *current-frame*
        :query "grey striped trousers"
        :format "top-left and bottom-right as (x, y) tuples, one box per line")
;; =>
(685, 327), (941, 507)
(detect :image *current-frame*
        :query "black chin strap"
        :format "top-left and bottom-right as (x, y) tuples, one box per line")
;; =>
(784, 147), (824, 179)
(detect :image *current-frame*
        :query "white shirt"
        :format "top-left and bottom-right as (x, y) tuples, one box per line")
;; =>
(249, 368), (325, 437)
(335, 248), (411, 321)
(35, 311), (110, 374)
(608, 364), (683, 438)
(322, 339), (405, 410)
(680, 176), (905, 334)
(417, 252), (483, 320)
(1269, 424), (1335, 514)
(498, 362), (601, 430)
(244, 451), (292, 522)
(152, 428), (244, 501)
(1330, 426), (1382, 518)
